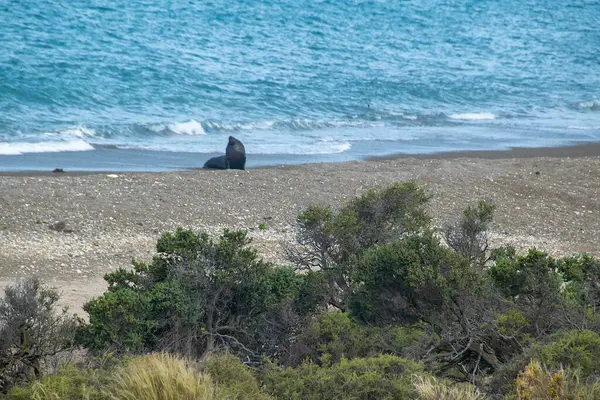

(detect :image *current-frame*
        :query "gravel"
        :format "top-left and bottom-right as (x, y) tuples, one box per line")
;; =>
(1, 153), (599, 314)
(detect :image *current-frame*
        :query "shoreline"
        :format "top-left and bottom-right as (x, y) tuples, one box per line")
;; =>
(368, 141), (600, 161)
(1, 141), (599, 177)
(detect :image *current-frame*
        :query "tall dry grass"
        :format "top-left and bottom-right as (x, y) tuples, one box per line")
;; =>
(413, 375), (484, 400)
(511, 359), (600, 400)
(108, 352), (216, 400)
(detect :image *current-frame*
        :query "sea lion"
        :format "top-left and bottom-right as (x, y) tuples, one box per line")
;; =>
(203, 155), (229, 169)
(225, 136), (246, 170)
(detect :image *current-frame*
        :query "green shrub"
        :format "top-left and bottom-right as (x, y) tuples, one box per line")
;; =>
(558, 254), (600, 330)
(80, 228), (301, 359)
(7, 364), (109, 400)
(488, 329), (600, 396)
(287, 182), (431, 310)
(203, 354), (272, 400)
(79, 285), (169, 353)
(443, 200), (496, 266)
(510, 360), (600, 400)
(293, 270), (329, 315)
(489, 248), (564, 336)
(293, 312), (424, 364)
(495, 308), (533, 346)
(539, 329), (600, 377)
(0, 278), (81, 393)
(260, 354), (424, 400)
(348, 231), (475, 325)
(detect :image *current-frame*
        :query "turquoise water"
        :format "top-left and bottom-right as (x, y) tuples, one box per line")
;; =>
(1, 0), (599, 170)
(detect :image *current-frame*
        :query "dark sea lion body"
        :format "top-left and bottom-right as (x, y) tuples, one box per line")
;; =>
(203, 136), (246, 170)
(226, 136), (246, 170)
(203, 155), (229, 169)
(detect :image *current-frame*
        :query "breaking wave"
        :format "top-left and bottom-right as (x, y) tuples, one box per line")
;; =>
(447, 112), (497, 121)
(0, 139), (94, 155)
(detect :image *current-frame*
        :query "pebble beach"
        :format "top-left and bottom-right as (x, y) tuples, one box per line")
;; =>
(1, 143), (600, 315)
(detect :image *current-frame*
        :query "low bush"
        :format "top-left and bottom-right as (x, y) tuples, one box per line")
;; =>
(0, 277), (80, 393)
(7, 364), (108, 400)
(286, 182), (431, 310)
(203, 354), (272, 400)
(7, 353), (274, 400)
(538, 329), (600, 377)
(489, 248), (564, 336)
(260, 354), (424, 400)
(442, 199), (496, 266)
(511, 360), (600, 400)
(488, 329), (600, 396)
(291, 311), (423, 365)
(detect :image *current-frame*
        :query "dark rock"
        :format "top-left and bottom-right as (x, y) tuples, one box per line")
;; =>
(53, 168), (65, 173)
(48, 221), (73, 233)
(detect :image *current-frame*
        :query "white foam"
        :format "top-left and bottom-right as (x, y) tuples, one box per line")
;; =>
(567, 125), (599, 131)
(168, 120), (206, 135)
(202, 118), (384, 132)
(239, 120), (276, 130)
(44, 126), (98, 138)
(148, 124), (166, 133)
(116, 143), (224, 153)
(204, 120), (276, 131)
(579, 100), (600, 110)
(0, 139), (94, 155)
(448, 112), (496, 121)
(116, 140), (351, 155)
(251, 141), (351, 155)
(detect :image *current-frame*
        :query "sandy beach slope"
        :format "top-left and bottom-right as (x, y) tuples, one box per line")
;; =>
(1, 143), (599, 315)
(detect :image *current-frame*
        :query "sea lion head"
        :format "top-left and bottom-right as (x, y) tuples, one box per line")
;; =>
(226, 136), (246, 170)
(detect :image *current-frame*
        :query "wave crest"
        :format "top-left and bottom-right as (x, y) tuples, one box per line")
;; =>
(44, 126), (99, 138)
(0, 139), (94, 155)
(167, 120), (206, 135)
(579, 100), (600, 111)
(447, 112), (496, 121)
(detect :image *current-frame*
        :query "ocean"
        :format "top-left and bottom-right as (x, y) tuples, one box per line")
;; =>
(1, 0), (599, 171)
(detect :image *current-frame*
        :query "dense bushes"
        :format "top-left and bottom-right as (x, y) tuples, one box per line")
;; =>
(291, 311), (424, 364)
(7, 364), (109, 400)
(7, 353), (266, 400)
(512, 360), (600, 400)
(488, 329), (600, 396)
(286, 181), (431, 310)
(79, 229), (302, 359)
(203, 354), (273, 400)
(4, 181), (600, 398)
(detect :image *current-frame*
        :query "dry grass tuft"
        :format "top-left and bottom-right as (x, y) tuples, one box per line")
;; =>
(108, 352), (216, 400)
(413, 375), (484, 400)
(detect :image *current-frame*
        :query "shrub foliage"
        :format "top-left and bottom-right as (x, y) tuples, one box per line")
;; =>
(80, 228), (301, 360)
(0, 278), (80, 393)
(5, 181), (600, 399)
